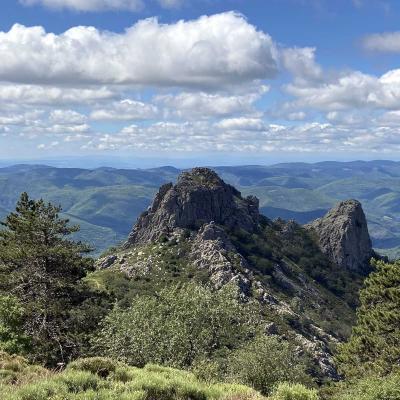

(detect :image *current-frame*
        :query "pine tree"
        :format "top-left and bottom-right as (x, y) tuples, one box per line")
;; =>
(0, 193), (106, 366)
(337, 259), (400, 377)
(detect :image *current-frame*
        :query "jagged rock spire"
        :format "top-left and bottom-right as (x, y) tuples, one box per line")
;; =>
(125, 167), (260, 246)
(307, 199), (373, 274)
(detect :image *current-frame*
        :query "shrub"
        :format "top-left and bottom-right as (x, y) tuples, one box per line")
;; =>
(332, 373), (400, 400)
(67, 357), (119, 378)
(269, 383), (319, 400)
(0, 352), (49, 386)
(55, 370), (100, 393)
(226, 335), (312, 395)
(0, 357), (266, 400)
(94, 282), (259, 369)
(0, 296), (30, 355)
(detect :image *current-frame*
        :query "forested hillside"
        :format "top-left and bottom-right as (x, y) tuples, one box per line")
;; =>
(1, 161), (400, 257)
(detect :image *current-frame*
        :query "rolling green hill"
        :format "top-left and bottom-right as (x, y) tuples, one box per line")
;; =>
(2, 161), (400, 257)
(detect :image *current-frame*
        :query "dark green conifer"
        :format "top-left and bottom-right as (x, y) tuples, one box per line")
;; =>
(337, 259), (400, 377)
(0, 193), (107, 366)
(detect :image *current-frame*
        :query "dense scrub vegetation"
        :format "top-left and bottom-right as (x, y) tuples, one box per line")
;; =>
(0, 353), (320, 400)
(93, 283), (311, 395)
(0, 194), (317, 398)
(229, 219), (360, 340)
(0, 194), (400, 399)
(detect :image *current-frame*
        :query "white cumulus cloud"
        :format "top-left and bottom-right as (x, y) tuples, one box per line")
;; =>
(90, 99), (158, 121)
(0, 84), (116, 105)
(20, 0), (144, 12)
(285, 69), (400, 111)
(0, 13), (278, 89)
(362, 31), (400, 53)
(21, 0), (184, 11)
(156, 87), (268, 119)
(215, 117), (266, 131)
(49, 109), (87, 125)
(281, 47), (323, 85)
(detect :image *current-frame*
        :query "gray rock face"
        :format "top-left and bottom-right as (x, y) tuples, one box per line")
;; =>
(125, 167), (260, 247)
(308, 200), (373, 274)
(98, 255), (117, 270)
(189, 222), (252, 295)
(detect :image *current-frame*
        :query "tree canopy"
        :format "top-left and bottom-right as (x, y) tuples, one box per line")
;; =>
(0, 193), (108, 366)
(337, 259), (400, 377)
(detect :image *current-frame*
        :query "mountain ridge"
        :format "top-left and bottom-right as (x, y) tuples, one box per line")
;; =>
(0, 160), (399, 256)
(96, 167), (373, 380)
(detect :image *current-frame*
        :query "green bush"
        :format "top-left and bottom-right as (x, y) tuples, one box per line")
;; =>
(67, 357), (119, 378)
(226, 335), (312, 395)
(269, 383), (319, 400)
(0, 357), (265, 400)
(0, 296), (30, 355)
(94, 282), (259, 369)
(55, 370), (99, 393)
(332, 373), (400, 400)
(0, 352), (49, 386)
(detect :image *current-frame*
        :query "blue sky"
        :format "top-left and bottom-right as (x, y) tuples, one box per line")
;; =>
(1, 0), (400, 166)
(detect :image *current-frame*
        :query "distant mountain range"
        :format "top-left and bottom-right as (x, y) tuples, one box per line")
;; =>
(1, 160), (400, 257)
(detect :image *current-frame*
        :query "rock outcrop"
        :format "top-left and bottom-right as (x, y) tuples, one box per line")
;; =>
(189, 222), (252, 295)
(98, 169), (376, 381)
(125, 167), (260, 247)
(307, 200), (373, 274)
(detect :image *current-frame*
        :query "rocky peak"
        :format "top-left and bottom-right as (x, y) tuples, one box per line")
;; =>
(125, 167), (260, 247)
(307, 199), (373, 274)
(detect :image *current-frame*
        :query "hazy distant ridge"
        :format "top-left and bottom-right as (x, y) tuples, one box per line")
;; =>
(1, 160), (400, 256)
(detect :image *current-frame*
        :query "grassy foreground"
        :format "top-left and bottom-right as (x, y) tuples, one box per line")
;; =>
(0, 353), (318, 400)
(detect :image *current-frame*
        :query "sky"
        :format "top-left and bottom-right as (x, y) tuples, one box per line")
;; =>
(1, 0), (400, 166)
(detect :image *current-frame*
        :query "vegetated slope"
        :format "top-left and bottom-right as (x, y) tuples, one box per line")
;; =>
(0, 353), (270, 400)
(1, 160), (400, 256)
(0, 165), (179, 254)
(215, 161), (400, 258)
(95, 168), (372, 380)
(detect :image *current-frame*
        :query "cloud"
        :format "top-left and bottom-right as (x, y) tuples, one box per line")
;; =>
(20, 0), (144, 12)
(0, 110), (44, 127)
(362, 31), (400, 53)
(157, 0), (183, 8)
(281, 47), (323, 85)
(44, 123), (91, 134)
(1, 109), (91, 137)
(90, 99), (158, 121)
(21, 0), (184, 11)
(285, 69), (400, 111)
(287, 111), (306, 120)
(215, 117), (266, 131)
(156, 87), (268, 119)
(0, 84), (116, 105)
(37, 141), (60, 150)
(81, 118), (391, 154)
(0, 13), (278, 89)
(49, 109), (87, 124)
